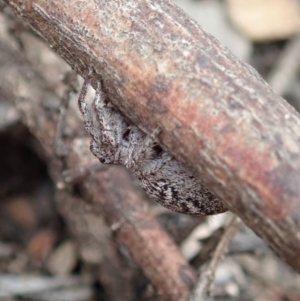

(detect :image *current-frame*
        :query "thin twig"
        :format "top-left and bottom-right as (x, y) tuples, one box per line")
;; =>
(189, 216), (242, 301)
(267, 34), (300, 95)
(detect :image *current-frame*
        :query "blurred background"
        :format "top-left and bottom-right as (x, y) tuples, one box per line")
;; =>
(0, 0), (300, 300)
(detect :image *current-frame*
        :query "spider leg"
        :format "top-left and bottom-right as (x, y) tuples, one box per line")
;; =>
(128, 127), (172, 175)
(93, 81), (129, 148)
(132, 127), (161, 156)
(78, 77), (95, 136)
(78, 71), (105, 145)
(140, 150), (173, 176)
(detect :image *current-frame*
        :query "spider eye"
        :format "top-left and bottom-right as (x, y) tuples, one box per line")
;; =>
(99, 157), (105, 164)
(122, 128), (131, 141)
(151, 144), (163, 159)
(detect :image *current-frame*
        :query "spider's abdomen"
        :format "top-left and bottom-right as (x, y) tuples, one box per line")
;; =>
(136, 159), (227, 215)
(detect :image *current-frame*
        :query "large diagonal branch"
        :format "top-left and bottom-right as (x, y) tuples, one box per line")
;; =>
(4, 0), (300, 272)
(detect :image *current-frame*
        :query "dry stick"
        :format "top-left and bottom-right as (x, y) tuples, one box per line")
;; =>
(0, 25), (196, 301)
(189, 217), (242, 301)
(4, 0), (300, 273)
(267, 34), (300, 96)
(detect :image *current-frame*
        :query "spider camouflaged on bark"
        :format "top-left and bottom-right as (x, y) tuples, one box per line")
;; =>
(78, 73), (227, 215)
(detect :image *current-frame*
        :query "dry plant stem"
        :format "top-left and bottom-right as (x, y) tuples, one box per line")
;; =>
(0, 25), (196, 301)
(4, 0), (300, 273)
(267, 34), (300, 96)
(189, 217), (242, 301)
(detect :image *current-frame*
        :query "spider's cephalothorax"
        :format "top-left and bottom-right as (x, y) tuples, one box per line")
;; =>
(78, 75), (227, 215)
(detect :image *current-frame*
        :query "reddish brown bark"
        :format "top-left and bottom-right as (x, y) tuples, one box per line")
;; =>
(4, 0), (300, 273)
